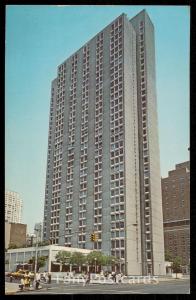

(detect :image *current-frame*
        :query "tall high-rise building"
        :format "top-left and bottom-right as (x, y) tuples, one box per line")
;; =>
(5, 190), (23, 223)
(43, 10), (165, 275)
(162, 162), (190, 267)
(34, 222), (43, 243)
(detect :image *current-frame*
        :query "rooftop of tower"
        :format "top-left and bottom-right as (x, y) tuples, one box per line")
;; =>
(129, 9), (154, 28)
(57, 12), (127, 70)
(56, 9), (154, 76)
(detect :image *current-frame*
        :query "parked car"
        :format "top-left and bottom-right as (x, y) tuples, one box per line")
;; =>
(12, 270), (26, 279)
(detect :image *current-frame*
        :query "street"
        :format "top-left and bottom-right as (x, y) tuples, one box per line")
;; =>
(16, 279), (190, 294)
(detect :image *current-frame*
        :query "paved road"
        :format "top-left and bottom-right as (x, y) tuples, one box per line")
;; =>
(16, 279), (190, 294)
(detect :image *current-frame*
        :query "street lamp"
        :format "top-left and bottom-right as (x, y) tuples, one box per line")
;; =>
(119, 259), (121, 273)
(33, 229), (39, 282)
(112, 259), (115, 272)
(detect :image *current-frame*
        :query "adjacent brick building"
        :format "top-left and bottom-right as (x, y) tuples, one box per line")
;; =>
(5, 221), (27, 249)
(162, 161), (190, 266)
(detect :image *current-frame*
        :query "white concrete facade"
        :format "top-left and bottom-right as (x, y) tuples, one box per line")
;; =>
(5, 245), (91, 273)
(43, 10), (165, 276)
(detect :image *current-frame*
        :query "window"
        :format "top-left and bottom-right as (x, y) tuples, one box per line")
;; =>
(144, 157), (148, 163)
(120, 239), (124, 247)
(147, 252), (151, 260)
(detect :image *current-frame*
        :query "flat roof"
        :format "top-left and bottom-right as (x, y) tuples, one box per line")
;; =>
(6, 245), (92, 254)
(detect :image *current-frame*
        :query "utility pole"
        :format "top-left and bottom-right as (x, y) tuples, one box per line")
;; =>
(94, 258), (97, 273)
(34, 241), (38, 281)
(34, 229), (39, 282)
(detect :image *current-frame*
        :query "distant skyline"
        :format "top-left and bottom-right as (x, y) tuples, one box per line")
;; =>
(5, 5), (190, 233)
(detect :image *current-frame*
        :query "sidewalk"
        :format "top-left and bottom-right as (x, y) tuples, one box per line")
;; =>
(157, 275), (190, 282)
(5, 282), (19, 295)
(5, 282), (44, 294)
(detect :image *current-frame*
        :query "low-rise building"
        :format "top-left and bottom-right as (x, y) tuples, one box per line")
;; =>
(5, 245), (92, 273)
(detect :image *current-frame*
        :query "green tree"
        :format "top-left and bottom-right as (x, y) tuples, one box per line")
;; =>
(29, 256), (47, 272)
(172, 256), (183, 279)
(86, 251), (116, 272)
(105, 255), (118, 266)
(38, 240), (50, 247)
(8, 243), (18, 249)
(86, 251), (103, 266)
(100, 254), (108, 267)
(70, 252), (86, 272)
(55, 251), (71, 271)
(104, 255), (120, 272)
(165, 250), (173, 262)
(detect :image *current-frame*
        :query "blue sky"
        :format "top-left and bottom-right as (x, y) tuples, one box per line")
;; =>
(5, 5), (190, 233)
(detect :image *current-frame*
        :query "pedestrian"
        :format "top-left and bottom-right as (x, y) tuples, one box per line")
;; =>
(47, 272), (51, 284)
(114, 272), (117, 283)
(35, 271), (41, 290)
(29, 276), (33, 288)
(24, 273), (29, 290)
(27, 274), (31, 289)
(112, 272), (116, 283)
(117, 272), (122, 283)
(83, 272), (90, 286)
(19, 277), (24, 291)
(9, 275), (13, 283)
(43, 271), (47, 283)
(45, 272), (48, 283)
(25, 272), (30, 289)
(120, 272), (124, 282)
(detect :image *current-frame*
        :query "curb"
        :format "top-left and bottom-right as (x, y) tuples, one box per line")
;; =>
(16, 287), (44, 293)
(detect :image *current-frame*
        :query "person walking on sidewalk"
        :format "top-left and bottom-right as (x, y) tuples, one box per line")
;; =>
(47, 272), (51, 284)
(35, 271), (41, 290)
(24, 273), (30, 290)
(19, 277), (24, 291)
(43, 271), (47, 283)
(83, 272), (91, 286)
(112, 272), (117, 283)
